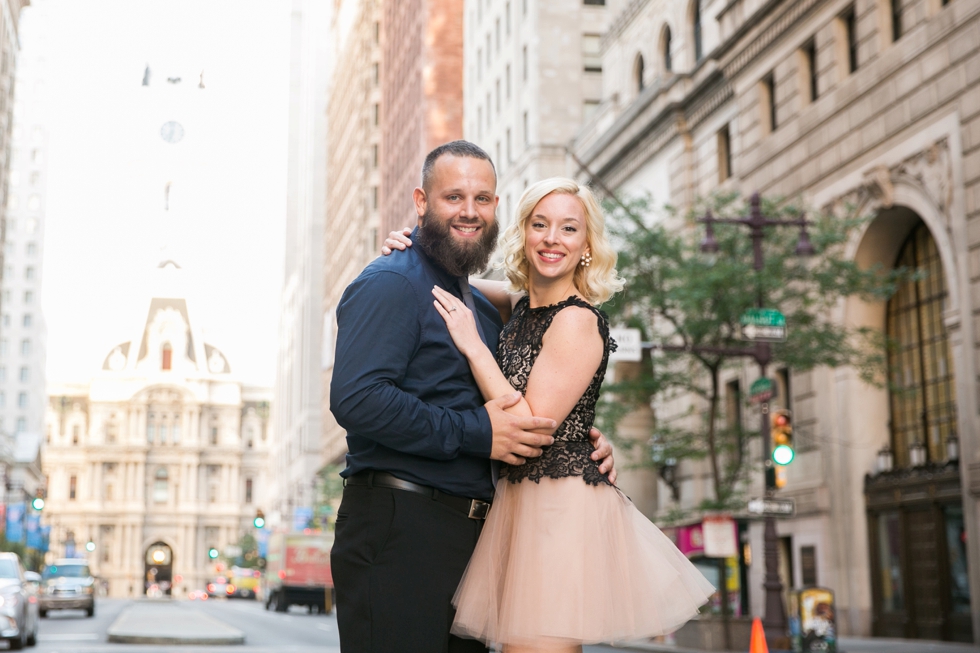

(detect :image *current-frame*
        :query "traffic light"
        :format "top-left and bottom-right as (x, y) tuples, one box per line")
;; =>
(208, 547), (219, 560)
(253, 509), (265, 529)
(771, 409), (795, 466)
(31, 488), (45, 511)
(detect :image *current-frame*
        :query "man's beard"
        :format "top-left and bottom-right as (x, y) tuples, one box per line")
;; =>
(415, 210), (499, 277)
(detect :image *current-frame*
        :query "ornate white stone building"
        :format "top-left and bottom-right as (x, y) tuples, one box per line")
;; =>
(41, 265), (273, 597)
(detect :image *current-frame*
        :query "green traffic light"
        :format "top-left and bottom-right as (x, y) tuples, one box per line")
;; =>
(208, 548), (219, 559)
(253, 517), (266, 529)
(31, 497), (44, 511)
(772, 444), (795, 466)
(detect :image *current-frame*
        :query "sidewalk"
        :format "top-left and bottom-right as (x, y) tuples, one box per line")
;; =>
(585, 636), (980, 653)
(106, 598), (246, 645)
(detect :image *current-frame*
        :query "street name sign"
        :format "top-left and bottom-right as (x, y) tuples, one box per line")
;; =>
(749, 377), (776, 404)
(739, 308), (787, 342)
(747, 497), (795, 517)
(608, 327), (643, 362)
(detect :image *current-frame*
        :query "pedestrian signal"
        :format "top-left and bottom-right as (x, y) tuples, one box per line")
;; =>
(253, 509), (265, 529)
(771, 409), (795, 466)
(208, 547), (219, 560)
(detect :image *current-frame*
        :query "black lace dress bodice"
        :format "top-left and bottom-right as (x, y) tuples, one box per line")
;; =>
(498, 296), (617, 486)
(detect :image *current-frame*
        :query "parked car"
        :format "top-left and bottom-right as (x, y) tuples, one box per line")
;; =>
(39, 559), (95, 618)
(0, 552), (38, 649)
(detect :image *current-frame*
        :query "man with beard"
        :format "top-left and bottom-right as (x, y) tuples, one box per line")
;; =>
(329, 141), (613, 653)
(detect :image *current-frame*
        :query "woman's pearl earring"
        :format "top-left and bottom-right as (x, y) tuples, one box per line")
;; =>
(580, 251), (592, 267)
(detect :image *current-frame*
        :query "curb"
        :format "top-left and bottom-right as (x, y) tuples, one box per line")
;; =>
(107, 633), (246, 645)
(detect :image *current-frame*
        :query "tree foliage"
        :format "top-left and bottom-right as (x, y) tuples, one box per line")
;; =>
(598, 192), (904, 512)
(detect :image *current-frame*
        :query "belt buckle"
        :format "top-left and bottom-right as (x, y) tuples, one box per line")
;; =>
(467, 500), (490, 520)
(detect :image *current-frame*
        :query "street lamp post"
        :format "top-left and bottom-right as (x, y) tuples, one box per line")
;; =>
(697, 192), (813, 647)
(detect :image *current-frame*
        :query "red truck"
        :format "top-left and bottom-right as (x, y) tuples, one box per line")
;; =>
(263, 533), (334, 614)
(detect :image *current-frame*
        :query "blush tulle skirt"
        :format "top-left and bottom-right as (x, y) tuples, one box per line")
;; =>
(451, 475), (715, 650)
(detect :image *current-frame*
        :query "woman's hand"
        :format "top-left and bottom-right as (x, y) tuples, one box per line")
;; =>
(432, 286), (485, 358)
(381, 228), (413, 256)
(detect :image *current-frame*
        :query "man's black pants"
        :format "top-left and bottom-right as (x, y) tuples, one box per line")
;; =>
(331, 483), (489, 653)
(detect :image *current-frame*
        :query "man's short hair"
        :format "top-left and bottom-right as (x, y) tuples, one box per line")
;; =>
(420, 140), (496, 191)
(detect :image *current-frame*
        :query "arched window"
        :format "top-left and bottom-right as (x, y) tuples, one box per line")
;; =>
(662, 26), (673, 72)
(886, 222), (957, 467)
(692, 1), (703, 63)
(153, 467), (168, 503)
(161, 342), (172, 371)
(634, 54), (645, 93)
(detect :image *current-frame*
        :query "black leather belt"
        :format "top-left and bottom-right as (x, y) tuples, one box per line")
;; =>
(345, 471), (491, 520)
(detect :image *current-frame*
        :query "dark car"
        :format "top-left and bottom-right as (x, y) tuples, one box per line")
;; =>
(39, 560), (95, 617)
(0, 552), (38, 649)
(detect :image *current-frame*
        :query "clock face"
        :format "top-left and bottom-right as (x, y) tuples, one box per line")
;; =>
(160, 121), (185, 144)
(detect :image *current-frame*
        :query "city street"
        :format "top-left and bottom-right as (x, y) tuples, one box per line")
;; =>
(29, 598), (340, 653)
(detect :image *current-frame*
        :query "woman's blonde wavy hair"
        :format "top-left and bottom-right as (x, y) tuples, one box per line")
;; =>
(498, 177), (625, 305)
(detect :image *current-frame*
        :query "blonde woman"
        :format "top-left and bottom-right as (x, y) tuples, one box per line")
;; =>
(385, 177), (713, 652)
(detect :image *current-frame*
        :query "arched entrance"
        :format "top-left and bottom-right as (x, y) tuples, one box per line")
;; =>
(862, 216), (972, 642)
(144, 542), (173, 597)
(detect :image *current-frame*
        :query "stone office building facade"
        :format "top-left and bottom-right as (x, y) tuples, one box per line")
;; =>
(573, 0), (980, 642)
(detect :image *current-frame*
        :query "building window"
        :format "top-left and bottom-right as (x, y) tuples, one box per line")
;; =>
(23, 290), (33, 304)
(477, 48), (482, 81)
(0, 392), (5, 407)
(662, 26), (673, 72)
(693, 0), (703, 63)
(486, 34), (491, 66)
(16, 417), (25, 432)
(725, 379), (742, 430)
(583, 34), (602, 72)
(20, 339), (30, 355)
(19, 366), (29, 382)
(153, 467), (168, 503)
(761, 72), (776, 133)
(372, 103), (379, 126)
(22, 314), (31, 327)
(371, 186), (378, 211)
(506, 129), (512, 163)
(72, 424), (79, 445)
(842, 8), (858, 73)
(26, 242), (36, 256)
(147, 413), (155, 443)
(802, 40), (818, 103)
(17, 392), (26, 408)
(245, 478), (253, 504)
(69, 475), (77, 500)
(774, 368), (792, 412)
(891, 0), (903, 41)
(374, 21), (379, 43)
(717, 124), (732, 182)
(583, 100), (600, 121)
(523, 111), (529, 145)
(495, 18), (500, 52)
(372, 62), (379, 86)
(372, 144), (378, 168)
(24, 266), (34, 280)
(0, 367), (5, 382)
(886, 223), (957, 467)
(0, 339), (7, 357)
(522, 46), (528, 81)
(506, 2), (511, 36)
(1, 315), (7, 327)
(634, 54), (645, 93)
(210, 426), (218, 446)
(506, 64), (511, 99)
(495, 78), (500, 113)
(161, 343), (172, 370)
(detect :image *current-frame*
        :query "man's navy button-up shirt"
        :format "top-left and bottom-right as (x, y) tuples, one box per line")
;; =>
(330, 232), (503, 501)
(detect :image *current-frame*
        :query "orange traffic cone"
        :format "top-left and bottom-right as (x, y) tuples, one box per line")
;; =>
(749, 617), (769, 653)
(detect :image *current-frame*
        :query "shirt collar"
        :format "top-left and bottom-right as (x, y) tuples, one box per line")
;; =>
(411, 226), (461, 293)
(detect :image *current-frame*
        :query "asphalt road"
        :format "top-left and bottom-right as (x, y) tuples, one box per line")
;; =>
(25, 597), (340, 653)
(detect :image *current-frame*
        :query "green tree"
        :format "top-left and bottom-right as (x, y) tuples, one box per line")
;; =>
(599, 192), (904, 512)
(309, 464), (346, 531)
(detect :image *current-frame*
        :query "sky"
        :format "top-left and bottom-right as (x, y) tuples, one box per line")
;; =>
(31, 0), (291, 386)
